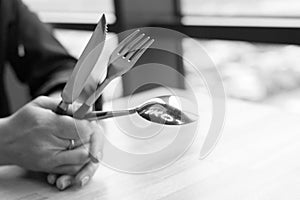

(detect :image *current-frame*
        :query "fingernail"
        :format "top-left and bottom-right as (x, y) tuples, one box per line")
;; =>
(89, 152), (99, 163)
(97, 152), (102, 161)
(57, 181), (65, 190)
(47, 175), (56, 185)
(65, 179), (71, 188)
(57, 179), (71, 191)
(81, 176), (90, 187)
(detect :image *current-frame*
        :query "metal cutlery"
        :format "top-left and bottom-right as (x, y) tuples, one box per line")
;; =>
(84, 95), (198, 125)
(56, 14), (107, 114)
(74, 30), (155, 118)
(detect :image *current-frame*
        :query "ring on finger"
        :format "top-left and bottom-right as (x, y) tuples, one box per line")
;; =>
(67, 139), (76, 150)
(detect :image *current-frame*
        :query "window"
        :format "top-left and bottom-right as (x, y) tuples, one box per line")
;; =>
(182, 0), (300, 17)
(23, 0), (116, 24)
(19, 0), (300, 111)
(181, 0), (300, 27)
(184, 39), (300, 102)
(21, 0), (121, 100)
(179, 1), (300, 112)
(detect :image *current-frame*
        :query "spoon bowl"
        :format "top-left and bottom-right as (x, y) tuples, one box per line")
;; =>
(84, 95), (198, 125)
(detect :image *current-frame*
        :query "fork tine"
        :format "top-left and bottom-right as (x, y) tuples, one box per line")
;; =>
(115, 29), (140, 54)
(120, 33), (145, 56)
(125, 36), (150, 59)
(129, 39), (154, 63)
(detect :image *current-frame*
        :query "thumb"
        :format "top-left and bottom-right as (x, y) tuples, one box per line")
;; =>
(32, 96), (61, 111)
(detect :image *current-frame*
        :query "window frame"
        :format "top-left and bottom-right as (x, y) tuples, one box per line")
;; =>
(47, 0), (300, 45)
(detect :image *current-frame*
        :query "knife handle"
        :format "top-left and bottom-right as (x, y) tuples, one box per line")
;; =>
(56, 101), (69, 115)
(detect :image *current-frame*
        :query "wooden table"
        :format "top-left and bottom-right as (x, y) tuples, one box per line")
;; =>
(1, 88), (300, 200)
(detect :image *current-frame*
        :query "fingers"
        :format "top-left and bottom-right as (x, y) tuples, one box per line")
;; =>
(74, 123), (102, 186)
(47, 144), (88, 189)
(57, 120), (104, 161)
(34, 98), (95, 142)
(33, 96), (100, 149)
(55, 175), (74, 191)
(33, 96), (61, 111)
(47, 174), (74, 191)
(47, 144), (89, 190)
(47, 174), (57, 185)
(89, 134), (100, 163)
(47, 126), (103, 190)
(54, 115), (93, 141)
(59, 136), (90, 150)
(48, 122), (104, 190)
(52, 164), (83, 175)
(49, 158), (101, 190)
(55, 145), (90, 166)
(74, 160), (101, 187)
(89, 122), (104, 163)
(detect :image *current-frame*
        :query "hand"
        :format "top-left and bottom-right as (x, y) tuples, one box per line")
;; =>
(47, 121), (104, 190)
(1, 96), (97, 174)
(45, 93), (104, 190)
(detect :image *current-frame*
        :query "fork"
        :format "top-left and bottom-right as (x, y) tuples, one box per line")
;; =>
(74, 29), (155, 118)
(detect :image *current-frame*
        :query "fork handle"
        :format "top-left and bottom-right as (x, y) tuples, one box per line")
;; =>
(87, 77), (112, 105)
(74, 78), (112, 118)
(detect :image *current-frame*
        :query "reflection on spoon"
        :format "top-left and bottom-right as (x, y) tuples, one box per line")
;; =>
(136, 102), (193, 125)
(84, 95), (198, 125)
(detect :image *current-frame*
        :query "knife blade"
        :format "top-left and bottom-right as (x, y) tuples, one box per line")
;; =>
(60, 14), (107, 105)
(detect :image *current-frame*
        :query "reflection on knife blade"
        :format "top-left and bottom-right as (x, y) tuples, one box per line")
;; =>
(60, 14), (107, 105)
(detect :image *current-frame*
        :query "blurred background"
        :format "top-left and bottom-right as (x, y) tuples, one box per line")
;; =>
(7, 0), (300, 114)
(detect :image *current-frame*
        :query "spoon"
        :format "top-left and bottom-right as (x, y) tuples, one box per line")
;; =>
(84, 95), (198, 125)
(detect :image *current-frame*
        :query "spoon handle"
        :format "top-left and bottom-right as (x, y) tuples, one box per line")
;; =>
(84, 109), (135, 121)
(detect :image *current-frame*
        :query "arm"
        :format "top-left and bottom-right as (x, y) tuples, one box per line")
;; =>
(0, 95), (103, 190)
(47, 93), (103, 190)
(0, 97), (96, 173)
(4, 0), (103, 190)
(6, 0), (76, 97)
(0, 118), (13, 165)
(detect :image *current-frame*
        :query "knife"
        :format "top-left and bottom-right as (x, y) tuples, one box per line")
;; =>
(57, 14), (107, 113)
(56, 14), (107, 163)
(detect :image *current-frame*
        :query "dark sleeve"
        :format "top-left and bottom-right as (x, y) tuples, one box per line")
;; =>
(6, 0), (76, 97)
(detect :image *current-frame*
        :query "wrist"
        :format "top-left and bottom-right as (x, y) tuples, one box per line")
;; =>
(0, 117), (15, 165)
